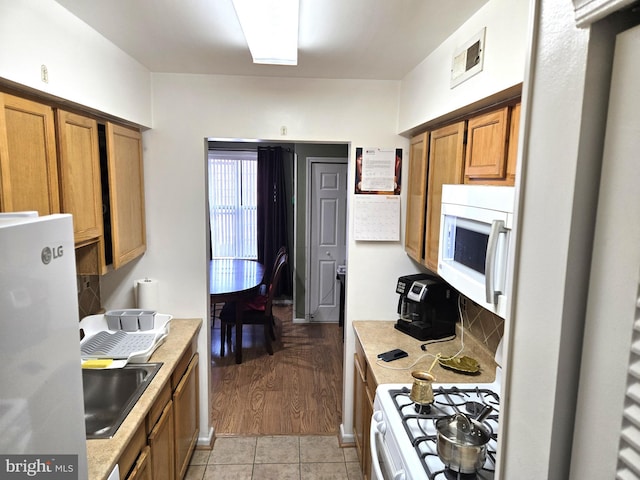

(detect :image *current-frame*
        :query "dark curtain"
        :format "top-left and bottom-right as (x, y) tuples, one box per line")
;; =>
(257, 146), (291, 296)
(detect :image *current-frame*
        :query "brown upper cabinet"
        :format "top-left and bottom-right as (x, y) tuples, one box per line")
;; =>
(464, 103), (520, 186)
(506, 103), (521, 184)
(423, 122), (466, 272)
(404, 132), (429, 263)
(104, 123), (147, 270)
(404, 99), (521, 267)
(0, 93), (60, 215)
(56, 109), (103, 245)
(76, 121), (147, 274)
(0, 90), (146, 275)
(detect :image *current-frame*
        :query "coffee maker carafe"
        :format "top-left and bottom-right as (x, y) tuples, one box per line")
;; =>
(394, 273), (458, 341)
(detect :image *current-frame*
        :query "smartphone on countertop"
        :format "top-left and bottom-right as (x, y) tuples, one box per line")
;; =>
(377, 348), (408, 362)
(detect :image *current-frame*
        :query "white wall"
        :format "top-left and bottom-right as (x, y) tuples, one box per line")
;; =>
(99, 72), (421, 440)
(398, 0), (529, 132)
(0, 0), (152, 127)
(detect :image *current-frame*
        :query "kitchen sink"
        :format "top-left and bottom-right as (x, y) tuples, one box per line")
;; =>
(82, 362), (162, 439)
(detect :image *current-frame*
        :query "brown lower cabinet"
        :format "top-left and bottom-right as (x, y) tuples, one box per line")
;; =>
(353, 338), (376, 480)
(147, 386), (175, 480)
(118, 346), (199, 480)
(126, 446), (152, 480)
(173, 353), (200, 480)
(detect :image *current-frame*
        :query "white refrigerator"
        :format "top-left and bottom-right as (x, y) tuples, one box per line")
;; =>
(0, 213), (88, 477)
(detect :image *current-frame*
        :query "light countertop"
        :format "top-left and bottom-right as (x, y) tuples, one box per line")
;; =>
(353, 320), (498, 386)
(86, 318), (202, 480)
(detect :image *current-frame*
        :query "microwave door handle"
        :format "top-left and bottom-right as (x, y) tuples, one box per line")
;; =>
(485, 220), (506, 305)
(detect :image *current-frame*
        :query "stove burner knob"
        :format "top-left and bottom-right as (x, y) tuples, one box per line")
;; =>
(372, 410), (386, 434)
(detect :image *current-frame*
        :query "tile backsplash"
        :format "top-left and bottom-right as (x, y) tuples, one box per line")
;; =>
(460, 295), (504, 356)
(77, 275), (102, 319)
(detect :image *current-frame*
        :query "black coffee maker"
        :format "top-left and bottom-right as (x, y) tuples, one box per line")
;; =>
(394, 273), (458, 341)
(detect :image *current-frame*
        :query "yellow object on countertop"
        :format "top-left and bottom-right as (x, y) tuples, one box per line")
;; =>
(82, 358), (114, 369)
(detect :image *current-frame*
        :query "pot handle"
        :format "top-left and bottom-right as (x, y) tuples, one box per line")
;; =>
(476, 405), (494, 423)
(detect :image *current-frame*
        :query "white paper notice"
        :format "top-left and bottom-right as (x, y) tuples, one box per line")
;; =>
(361, 147), (396, 192)
(354, 195), (400, 241)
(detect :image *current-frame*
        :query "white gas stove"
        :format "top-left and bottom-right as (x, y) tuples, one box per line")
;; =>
(372, 376), (501, 480)
(371, 337), (503, 480)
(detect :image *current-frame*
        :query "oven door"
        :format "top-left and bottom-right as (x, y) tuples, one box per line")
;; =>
(370, 410), (407, 480)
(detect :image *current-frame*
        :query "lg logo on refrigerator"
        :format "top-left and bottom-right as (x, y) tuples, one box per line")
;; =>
(41, 245), (64, 265)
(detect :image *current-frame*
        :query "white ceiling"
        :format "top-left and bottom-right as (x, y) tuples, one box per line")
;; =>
(54, 0), (489, 80)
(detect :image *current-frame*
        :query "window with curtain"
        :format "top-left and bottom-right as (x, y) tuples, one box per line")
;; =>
(208, 151), (257, 259)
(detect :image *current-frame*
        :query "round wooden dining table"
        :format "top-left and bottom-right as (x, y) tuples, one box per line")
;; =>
(209, 259), (265, 364)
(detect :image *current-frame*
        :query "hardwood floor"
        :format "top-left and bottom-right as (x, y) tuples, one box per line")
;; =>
(210, 304), (344, 436)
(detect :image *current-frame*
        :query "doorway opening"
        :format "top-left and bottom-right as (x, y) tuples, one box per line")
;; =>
(206, 139), (349, 437)
(206, 139), (348, 320)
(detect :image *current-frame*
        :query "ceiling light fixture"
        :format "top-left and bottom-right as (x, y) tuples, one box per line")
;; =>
(231, 0), (299, 66)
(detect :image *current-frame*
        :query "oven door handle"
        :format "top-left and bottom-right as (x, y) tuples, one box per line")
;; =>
(370, 411), (406, 480)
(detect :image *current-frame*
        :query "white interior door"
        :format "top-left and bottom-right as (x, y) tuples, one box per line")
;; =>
(307, 159), (347, 322)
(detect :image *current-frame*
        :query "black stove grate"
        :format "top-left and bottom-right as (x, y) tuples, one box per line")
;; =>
(389, 386), (500, 480)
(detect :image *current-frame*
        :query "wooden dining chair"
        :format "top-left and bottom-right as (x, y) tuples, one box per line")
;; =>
(220, 252), (288, 357)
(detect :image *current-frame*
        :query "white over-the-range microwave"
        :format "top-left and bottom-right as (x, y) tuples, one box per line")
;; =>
(438, 184), (515, 319)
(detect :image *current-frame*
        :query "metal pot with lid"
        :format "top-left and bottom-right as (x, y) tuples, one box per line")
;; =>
(435, 405), (493, 474)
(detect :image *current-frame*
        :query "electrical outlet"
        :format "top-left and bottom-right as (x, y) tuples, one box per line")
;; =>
(280, 125), (287, 136)
(40, 64), (48, 84)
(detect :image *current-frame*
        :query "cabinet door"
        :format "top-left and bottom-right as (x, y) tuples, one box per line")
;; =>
(0, 93), (59, 214)
(149, 399), (175, 480)
(424, 122), (465, 271)
(126, 446), (152, 480)
(363, 385), (374, 480)
(506, 103), (521, 185)
(404, 132), (429, 262)
(105, 123), (146, 269)
(353, 353), (366, 467)
(56, 110), (103, 244)
(464, 107), (509, 181)
(173, 353), (199, 480)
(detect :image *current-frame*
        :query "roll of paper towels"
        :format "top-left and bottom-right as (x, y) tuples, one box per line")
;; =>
(136, 278), (159, 310)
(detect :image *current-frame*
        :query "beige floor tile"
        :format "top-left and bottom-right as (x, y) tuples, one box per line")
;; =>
(300, 436), (344, 463)
(203, 435), (365, 480)
(209, 436), (257, 465)
(252, 463), (300, 480)
(342, 447), (358, 464)
(184, 465), (206, 480)
(203, 464), (253, 479)
(345, 462), (364, 480)
(255, 435), (300, 464)
(300, 462), (348, 480)
(190, 449), (212, 465)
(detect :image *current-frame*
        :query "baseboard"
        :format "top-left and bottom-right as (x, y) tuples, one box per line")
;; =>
(293, 317), (340, 324)
(273, 298), (293, 306)
(339, 423), (355, 446)
(197, 427), (214, 449)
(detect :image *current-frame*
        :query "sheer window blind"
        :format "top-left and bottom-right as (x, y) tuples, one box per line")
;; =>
(208, 151), (257, 259)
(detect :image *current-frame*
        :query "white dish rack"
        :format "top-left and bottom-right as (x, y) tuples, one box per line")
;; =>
(79, 311), (172, 365)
